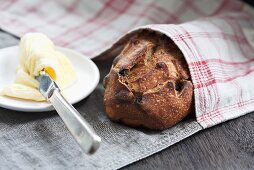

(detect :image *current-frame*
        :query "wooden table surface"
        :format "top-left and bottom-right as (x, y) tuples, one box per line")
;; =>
(122, 113), (254, 170)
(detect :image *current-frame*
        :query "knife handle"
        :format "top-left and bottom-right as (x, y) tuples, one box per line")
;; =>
(49, 89), (101, 154)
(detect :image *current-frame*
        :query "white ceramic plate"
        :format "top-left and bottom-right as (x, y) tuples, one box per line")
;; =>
(0, 46), (100, 112)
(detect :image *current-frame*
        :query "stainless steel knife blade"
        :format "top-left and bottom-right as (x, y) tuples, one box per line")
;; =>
(36, 73), (59, 99)
(36, 72), (101, 154)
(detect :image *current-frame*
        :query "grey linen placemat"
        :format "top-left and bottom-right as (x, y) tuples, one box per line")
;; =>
(0, 31), (202, 170)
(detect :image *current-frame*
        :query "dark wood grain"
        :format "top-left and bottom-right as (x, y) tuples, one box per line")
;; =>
(121, 113), (254, 170)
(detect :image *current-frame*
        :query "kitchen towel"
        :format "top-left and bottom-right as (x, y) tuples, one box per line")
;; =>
(0, 0), (252, 58)
(0, 0), (253, 169)
(103, 11), (254, 128)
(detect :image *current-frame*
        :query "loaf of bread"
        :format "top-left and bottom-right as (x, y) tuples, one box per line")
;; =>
(103, 31), (193, 130)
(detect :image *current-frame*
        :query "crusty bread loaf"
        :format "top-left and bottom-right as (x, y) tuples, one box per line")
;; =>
(103, 31), (193, 130)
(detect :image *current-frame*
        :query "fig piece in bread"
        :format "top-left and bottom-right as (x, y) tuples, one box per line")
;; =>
(103, 31), (193, 130)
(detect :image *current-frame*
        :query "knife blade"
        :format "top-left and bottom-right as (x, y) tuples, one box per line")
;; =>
(36, 72), (101, 154)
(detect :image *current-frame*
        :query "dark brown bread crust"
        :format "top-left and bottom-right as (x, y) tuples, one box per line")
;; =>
(103, 31), (193, 130)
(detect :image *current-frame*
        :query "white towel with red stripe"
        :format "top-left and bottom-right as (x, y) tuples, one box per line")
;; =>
(0, 0), (252, 58)
(0, 0), (253, 127)
(129, 12), (254, 128)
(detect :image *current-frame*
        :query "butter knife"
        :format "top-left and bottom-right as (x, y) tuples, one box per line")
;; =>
(36, 73), (101, 154)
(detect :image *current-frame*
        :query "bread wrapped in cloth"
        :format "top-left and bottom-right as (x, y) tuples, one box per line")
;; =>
(103, 31), (194, 130)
